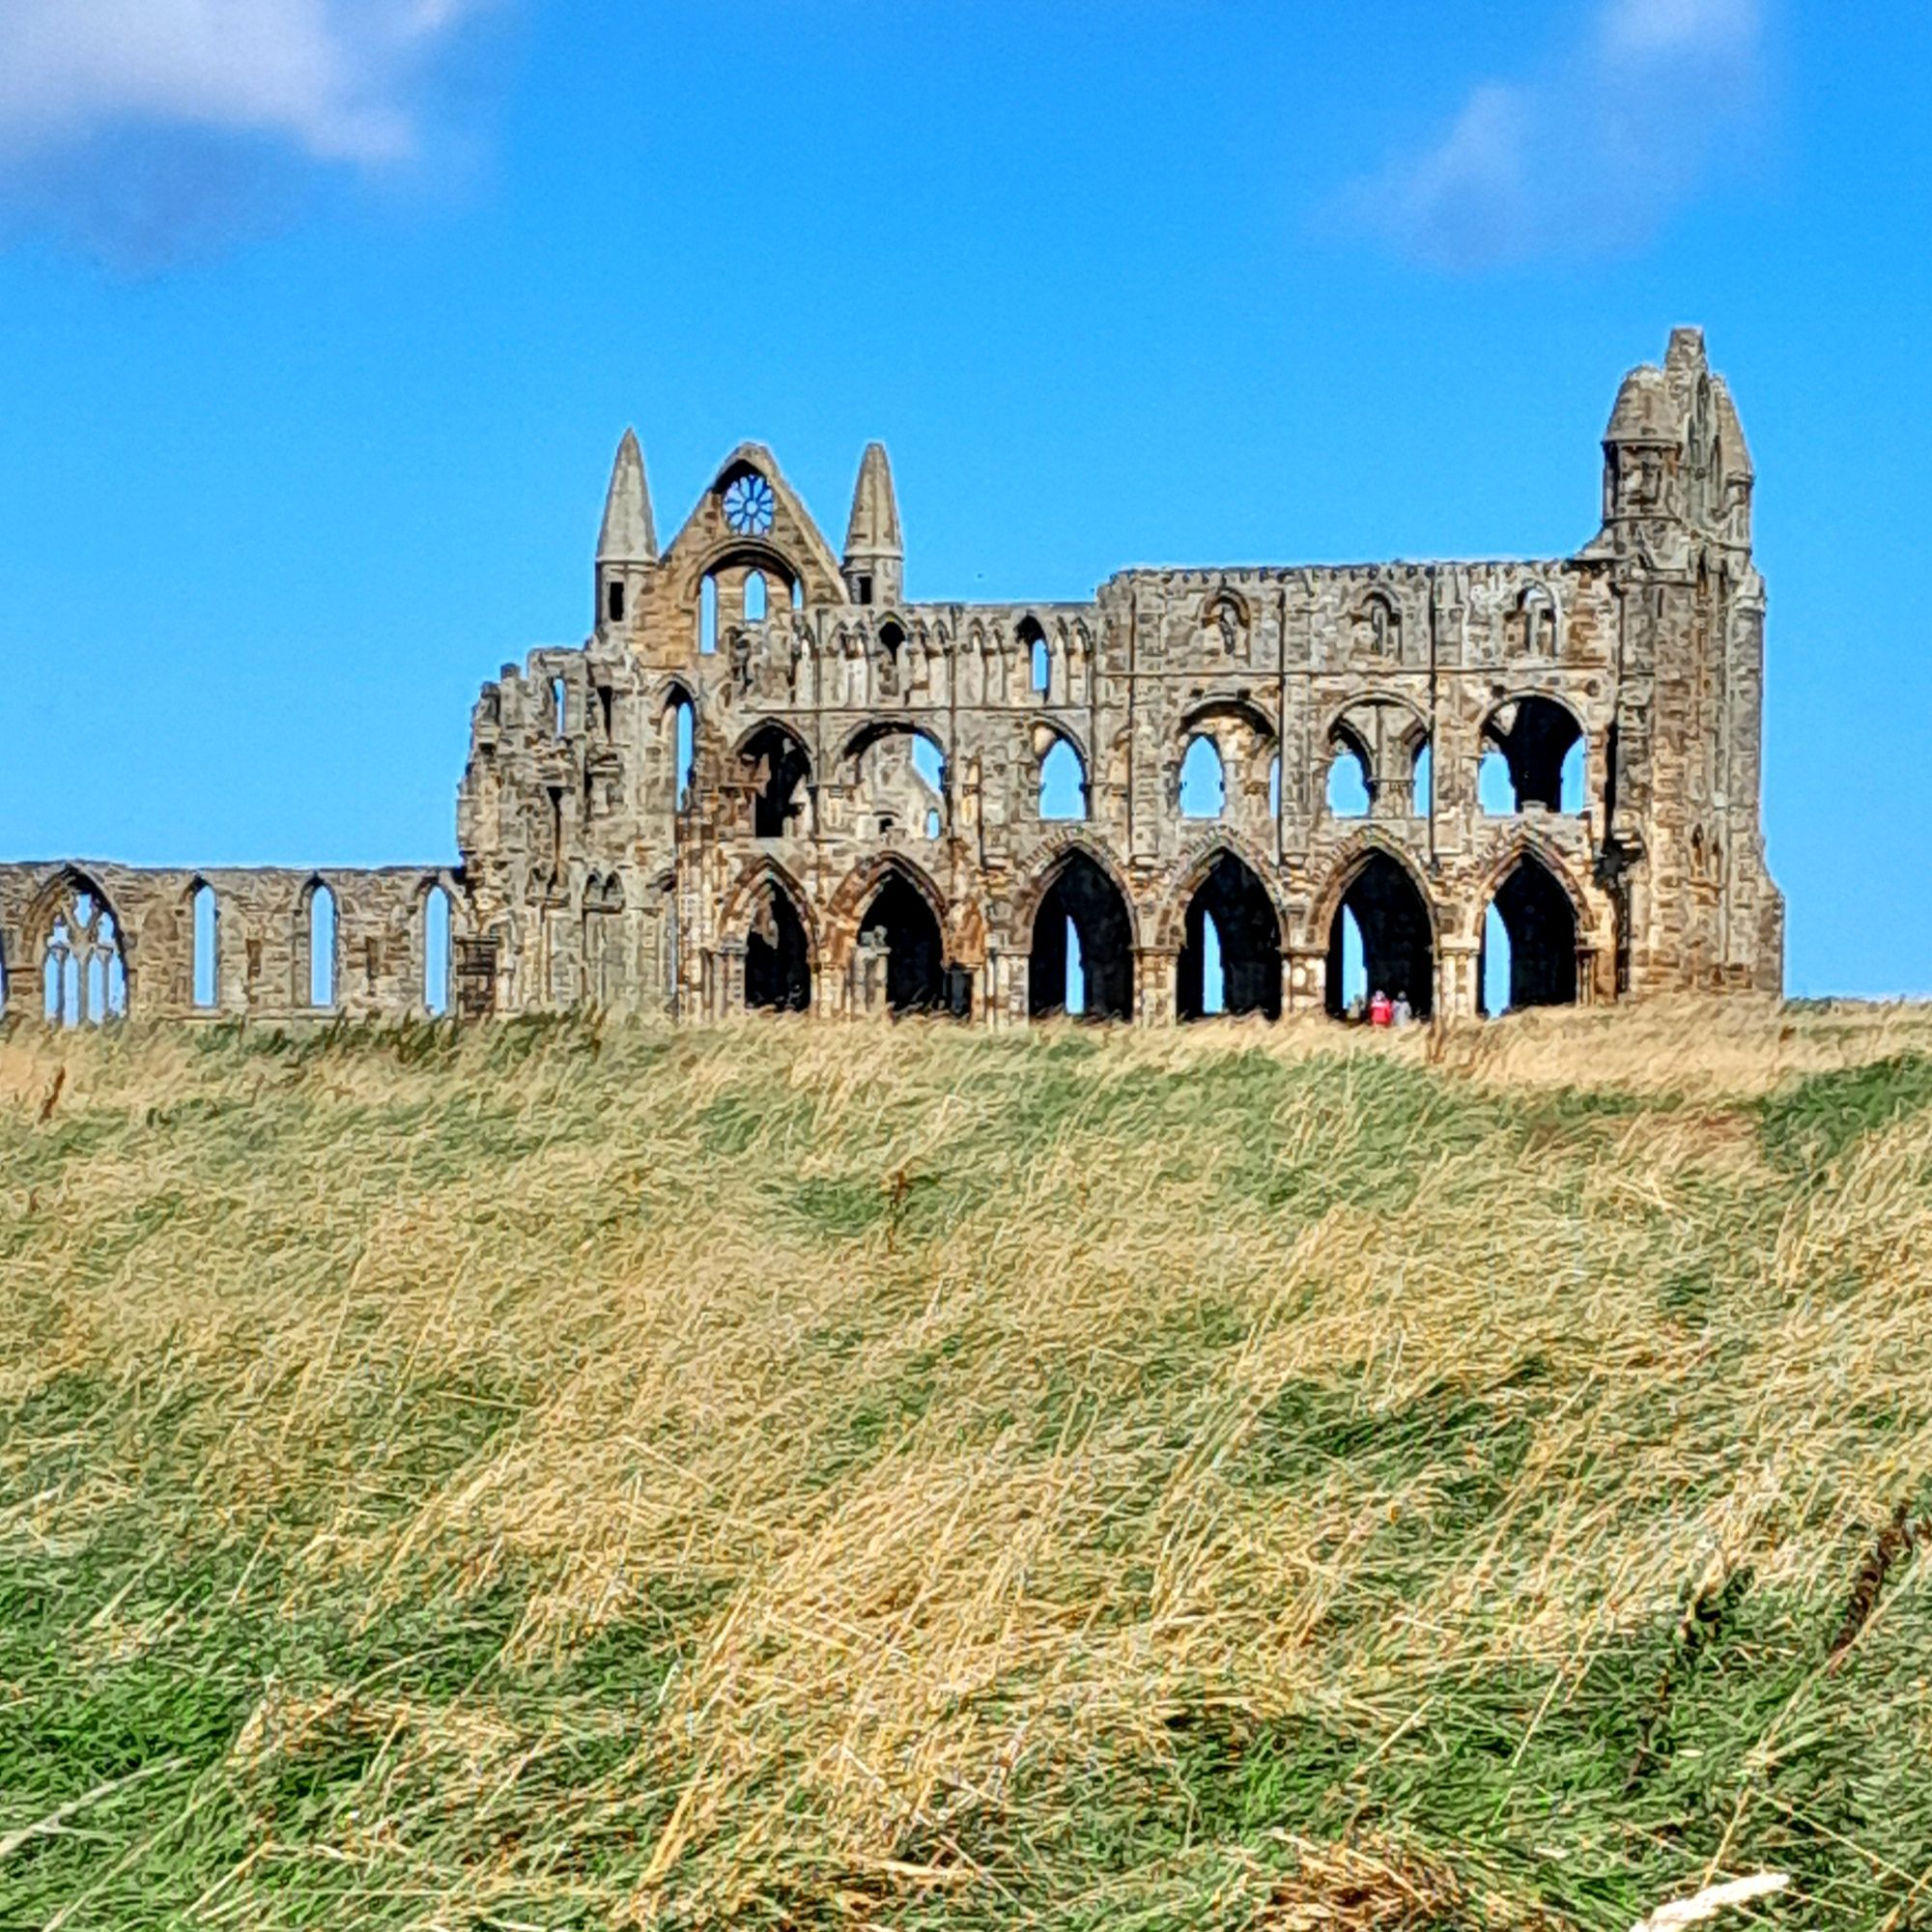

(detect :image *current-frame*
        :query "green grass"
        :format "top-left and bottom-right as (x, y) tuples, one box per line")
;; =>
(2, 1007), (1931, 1929)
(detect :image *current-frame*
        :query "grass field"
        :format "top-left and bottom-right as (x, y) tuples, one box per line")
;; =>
(3, 1000), (1931, 1931)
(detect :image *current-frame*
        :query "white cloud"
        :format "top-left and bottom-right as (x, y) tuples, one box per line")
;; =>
(0, 0), (490, 168)
(1337, 0), (1767, 268)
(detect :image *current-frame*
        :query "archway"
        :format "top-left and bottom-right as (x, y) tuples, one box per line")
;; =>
(40, 874), (128, 1027)
(1324, 852), (1434, 1018)
(746, 882), (811, 1012)
(740, 724), (811, 837)
(1481, 696), (1585, 812)
(1178, 853), (1280, 1020)
(1030, 852), (1133, 1021)
(1482, 856), (1577, 1012)
(858, 872), (945, 1014)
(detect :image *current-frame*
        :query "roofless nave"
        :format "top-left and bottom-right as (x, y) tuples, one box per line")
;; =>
(0, 327), (1780, 1029)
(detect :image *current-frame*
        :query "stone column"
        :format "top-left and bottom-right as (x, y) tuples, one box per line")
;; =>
(1137, 945), (1178, 1025)
(715, 939), (746, 1018)
(1437, 938), (1481, 1020)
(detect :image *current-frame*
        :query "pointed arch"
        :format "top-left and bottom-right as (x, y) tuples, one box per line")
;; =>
(722, 859), (817, 1014)
(837, 855), (949, 1015)
(33, 868), (128, 1028)
(1173, 846), (1282, 1021)
(1313, 841), (1436, 1019)
(1022, 841), (1137, 1023)
(735, 720), (813, 838)
(1471, 836), (1589, 1015)
(298, 876), (337, 1010)
(1480, 693), (1586, 813)
(188, 875), (218, 1009)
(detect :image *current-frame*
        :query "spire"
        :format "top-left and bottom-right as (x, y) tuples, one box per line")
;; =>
(597, 428), (657, 564)
(841, 441), (902, 606)
(843, 441), (901, 559)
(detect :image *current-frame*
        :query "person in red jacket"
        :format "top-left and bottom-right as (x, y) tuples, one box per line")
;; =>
(1369, 988), (1393, 1027)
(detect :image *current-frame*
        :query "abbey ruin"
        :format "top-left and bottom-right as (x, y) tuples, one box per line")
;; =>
(0, 328), (1781, 1029)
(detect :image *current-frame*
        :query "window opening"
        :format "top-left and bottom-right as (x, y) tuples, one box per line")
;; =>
(424, 884), (451, 1016)
(1411, 742), (1432, 815)
(1179, 735), (1225, 819)
(1038, 736), (1087, 821)
(1481, 696), (1584, 812)
(191, 883), (217, 1009)
(40, 882), (127, 1027)
(743, 724), (810, 838)
(1326, 745), (1372, 817)
(1268, 753), (1282, 819)
(670, 696), (696, 809)
(309, 885), (340, 1012)
(607, 580), (625, 623)
(551, 675), (567, 738)
(745, 571), (767, 622)
(700, 577), (718, 654)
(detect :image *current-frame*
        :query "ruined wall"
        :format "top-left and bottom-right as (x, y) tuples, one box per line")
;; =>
(0, 327), (1781, 1031)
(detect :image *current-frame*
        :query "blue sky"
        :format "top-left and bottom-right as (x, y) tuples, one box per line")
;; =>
(1, 0), (1926, 996)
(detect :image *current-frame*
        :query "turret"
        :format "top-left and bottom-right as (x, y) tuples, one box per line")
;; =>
(841, 440), (902, 607)
(596, 428), (657, 635)
(1597, 327), (1751, 552)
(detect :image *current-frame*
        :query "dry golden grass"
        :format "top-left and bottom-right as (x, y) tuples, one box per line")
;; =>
(2, 1002), (1930, 1930)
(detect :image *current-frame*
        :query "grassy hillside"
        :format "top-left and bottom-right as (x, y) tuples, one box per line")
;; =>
(3, 1003), (1931, 1931)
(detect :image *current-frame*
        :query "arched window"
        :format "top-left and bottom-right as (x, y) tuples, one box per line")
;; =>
(41, 879), (127, 1027)
(1324, 853), (1433, 1019)
(606, 580), (625, 623)
(423, 884), (451, 1016)
(667, 694), (696, 810)
(1021, 617), (1050, 696)
(1410, 742), (1432, 816)
(191, 881), (218, 1009)
(911, 734), (946, 839)
(551, 674), (568, 740)
(1480, 697), (1584, 813)
(1037, 736), (1087, 821)
(741, 724), (811, 838)
(1482, 857), (1577, 1014)
(1179, 735), (1225, 819)
(1326, 744), (1372, 817)
(790, 578), (804, 611)
(1030, 853), (1133, 1022)
(744, 571), (767, 622)
(700, 577), (718, 655)
(303, 881), (337, 1010)
(1478, 749), (1516, 815)
(1178, 853), (1280, 1021)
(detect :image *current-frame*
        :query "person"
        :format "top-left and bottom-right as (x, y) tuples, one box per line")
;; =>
(1391, 991), (1412, 1028)
(1369, 987), (1393, 1028)
(1346, 993), (1365, 1024)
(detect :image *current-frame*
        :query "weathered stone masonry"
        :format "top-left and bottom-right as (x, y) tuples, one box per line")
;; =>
(0, 327), (1780, 1027)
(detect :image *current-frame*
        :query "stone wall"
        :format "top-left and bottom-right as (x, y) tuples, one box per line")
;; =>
(0, 327), (1781, 1029)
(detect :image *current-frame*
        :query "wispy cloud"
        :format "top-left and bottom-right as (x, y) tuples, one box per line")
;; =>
(0, 1), (498, 264)
(1335, 0), (1768, 268)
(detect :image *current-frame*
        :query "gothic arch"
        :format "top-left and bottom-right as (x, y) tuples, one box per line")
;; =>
(825, 852), (949, 958)
(1010, 834), (1144, 952)
(1152, 833), (1286, 952)
(1022, 841), (1138, 1023)
(719, 857), (820, 963)
(1315, 840), (1438, 1019)
(1464, 832), (1592, 943)
(1179, 695), (1278, 746)
(1304, 834), (1440, 953)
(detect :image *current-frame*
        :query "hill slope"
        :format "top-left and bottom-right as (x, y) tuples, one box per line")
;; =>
(4, 1004), (1931, 1931)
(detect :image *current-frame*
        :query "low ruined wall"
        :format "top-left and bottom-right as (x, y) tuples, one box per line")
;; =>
(0, 862), (468, 1026)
